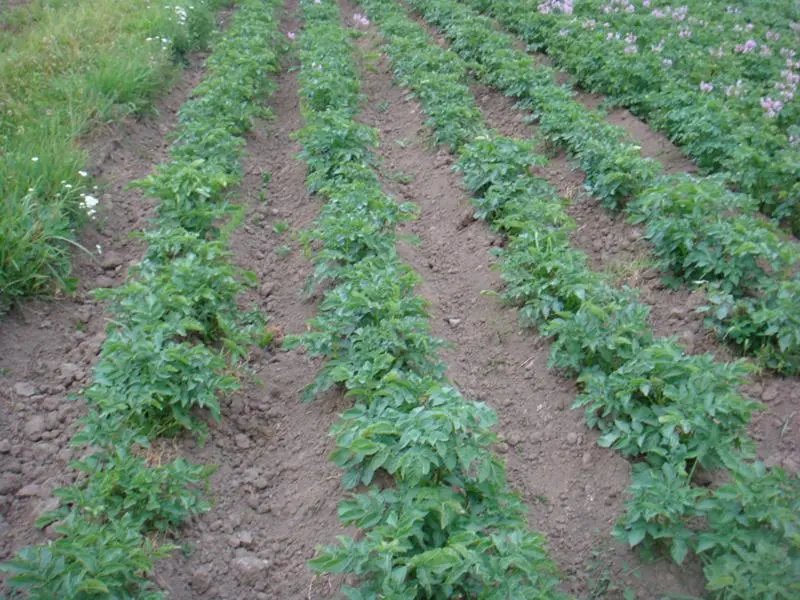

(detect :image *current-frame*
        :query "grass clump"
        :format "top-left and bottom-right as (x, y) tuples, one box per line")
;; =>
(0, 0), (223, 310)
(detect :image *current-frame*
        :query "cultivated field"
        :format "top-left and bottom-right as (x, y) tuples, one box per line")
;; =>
(1, 0), (798, 598)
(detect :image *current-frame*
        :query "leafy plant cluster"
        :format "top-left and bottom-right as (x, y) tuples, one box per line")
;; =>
(287, 1), (566, 597)
(464, 0), (800, 230)
(0, 2), (282, 597)
(356, 0), (800, 597)
(407, 0), (800, 375)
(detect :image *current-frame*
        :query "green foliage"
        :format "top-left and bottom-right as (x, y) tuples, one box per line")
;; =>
(501, 234), (595, 324)
(546, 296), (652, 375)
(0, 512), (169, 600)
(407, 0), (662, 210)
(355, 0), (799, 597)
(311, 485), (566, 599)
(330, 382), (501, 489)
(292, 258), (445, 400)
(1, 0), (282, 596)
(412, 0), (800, 374)
(576, 341), (758, 469)
(291, 0), (565, 595)
(627, 175), (800, 372)
(615, 462), (800, 599)
(703, 278), (800, 376)
(42, 437), (213, 533)
(295, 112), (381, 193)
(629, 175), (797, 292)
(0, 0), (221, 304)
(85, 329), (238, 437)
(465, 0), (800, 228)
(614, 463), (704, 565)
(697, 464), (800, 599)
(456, 136), (543, 197)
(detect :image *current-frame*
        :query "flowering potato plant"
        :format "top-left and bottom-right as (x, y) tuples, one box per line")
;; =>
(465, 0), (800, 228)
(410, 0), (800, 375)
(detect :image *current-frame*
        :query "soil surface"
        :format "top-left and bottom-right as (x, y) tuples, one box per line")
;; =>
(1, 1), (797, 600)
(468, 51), (800, 480)
(0, 51), (210, 580)
(347, 5), (704, 598)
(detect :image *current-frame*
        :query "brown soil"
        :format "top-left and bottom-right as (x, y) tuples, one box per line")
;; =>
(0, 53), (210, 570)
(339, 3), (705, 597)
(1, 2), (797, 600)
(470, 74), (800, 478)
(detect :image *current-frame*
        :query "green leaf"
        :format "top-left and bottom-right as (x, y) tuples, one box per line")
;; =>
(408, 548), (461, 572)
(627, 527), (647, 547)
(598, 431), (621, 447)
(670, 538), (689, 565)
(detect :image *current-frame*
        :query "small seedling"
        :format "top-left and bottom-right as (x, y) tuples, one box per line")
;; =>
(386, 170), (415, 184)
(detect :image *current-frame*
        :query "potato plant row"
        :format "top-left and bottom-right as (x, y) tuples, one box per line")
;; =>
(411, 0), (800, 375)
(355, 0), (800, 597)
(464, 0), (800, 230)
(287, 0), (567, 597)
(0, 2), (282, 597)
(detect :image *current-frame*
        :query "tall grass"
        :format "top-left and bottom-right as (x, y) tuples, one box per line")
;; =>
(0, 0), (223, 309)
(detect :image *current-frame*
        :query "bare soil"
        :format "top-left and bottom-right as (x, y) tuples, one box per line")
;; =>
(1, 1), (797, 600)
(0, 52), (208, 576)
(470, 64), (800, 479)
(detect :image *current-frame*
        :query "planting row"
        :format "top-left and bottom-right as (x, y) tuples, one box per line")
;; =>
(0, 1), (282, 597)
(0, 0), (227, 307)
(415, 0), (800, 375)
(287, 0), (566, 597)
(356, 0), (800, 597)
(465, 0), (800, 228)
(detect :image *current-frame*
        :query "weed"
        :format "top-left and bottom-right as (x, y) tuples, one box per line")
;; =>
(0, 0), (222, 304)
(385, 169), (415, 184)
(0, 1), (282, 595)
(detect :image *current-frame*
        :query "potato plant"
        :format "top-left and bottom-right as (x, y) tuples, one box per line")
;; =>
(355, 0), (800, 597)
(0, 1), (283, 596)
(465, 0), (800, 229)
(288, 1), (567, 596)
(406, 0), (800, 375)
